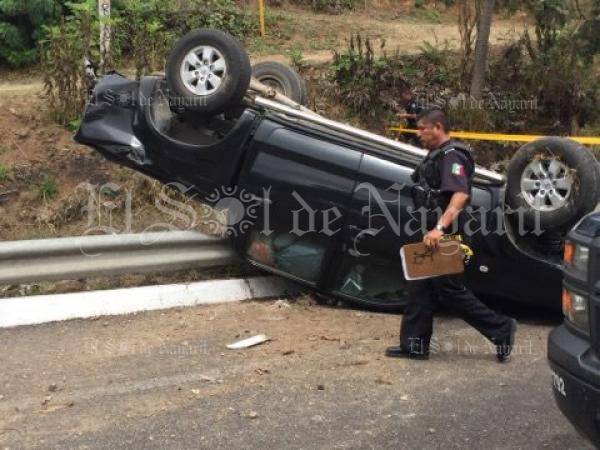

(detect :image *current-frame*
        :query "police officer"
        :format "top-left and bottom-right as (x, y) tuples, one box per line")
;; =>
(398, 86), (423, 147)
(386, 109), (517, 362)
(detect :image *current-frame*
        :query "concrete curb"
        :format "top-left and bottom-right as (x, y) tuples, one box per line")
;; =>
(0, 276), (303, 328)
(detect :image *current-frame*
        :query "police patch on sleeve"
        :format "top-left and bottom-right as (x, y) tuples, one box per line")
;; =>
(451, 162), (465, 176)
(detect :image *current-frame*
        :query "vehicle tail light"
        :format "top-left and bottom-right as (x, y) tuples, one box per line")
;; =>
(563, 242), (589, 279)
(562, 289), (572, 317)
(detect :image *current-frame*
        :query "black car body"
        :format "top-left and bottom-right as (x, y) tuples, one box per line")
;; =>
(548, 214), (600, 447)
(75, 73), (564, 310)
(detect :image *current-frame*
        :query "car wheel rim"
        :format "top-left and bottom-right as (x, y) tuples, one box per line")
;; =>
(520, 157), (573, 212)
(180, 45), (227, 96)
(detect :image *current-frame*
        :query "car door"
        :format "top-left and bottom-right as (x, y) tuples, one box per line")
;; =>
(325, 152), (497, 310)
(324, 153), (416, 309)
(234, 119), (362, 286)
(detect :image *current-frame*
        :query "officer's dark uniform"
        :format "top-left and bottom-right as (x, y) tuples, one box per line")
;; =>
(400, 139), (513, 356)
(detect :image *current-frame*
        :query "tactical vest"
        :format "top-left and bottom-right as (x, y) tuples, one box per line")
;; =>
(411, 140), (475, 212)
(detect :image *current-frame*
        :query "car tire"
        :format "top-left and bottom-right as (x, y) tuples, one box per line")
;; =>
(166, 29), (251, 115)
(252, 61), (307, 105)
(505, 137), (600, 232)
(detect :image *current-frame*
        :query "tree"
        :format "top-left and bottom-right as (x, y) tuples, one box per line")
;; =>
(469, 0), (495, 100)
(457, 0), (481, 89)
(521, 0), (600, 132)
(0, 0), (70, 67)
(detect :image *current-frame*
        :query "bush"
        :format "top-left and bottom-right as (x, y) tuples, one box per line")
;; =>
(521, 0), (600, 133)
(288, 0), (354, 14)
(153, 0), (255, 41)
(288, 46), (304, 68)
(0, 163), (9, 181)
(113, 0), (175, 78)
(2, 0), (254, 70)
(417, 40), (453, 85)
(447, 99), (491, 131)
(113, 0), (255, 77)
(0, 0), (70, 67)
(329, 35), (405, 119)
(37, 175), (58, 200)
(40, 1), (98, 126)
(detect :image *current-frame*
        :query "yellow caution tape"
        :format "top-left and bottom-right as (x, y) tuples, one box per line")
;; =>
(388, 127), (600, 145)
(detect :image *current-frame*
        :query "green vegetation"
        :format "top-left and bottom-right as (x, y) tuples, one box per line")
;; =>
(111, 0), (255, 77)
(67, 118), (81, 132)
(245, 35), (283, 55)
(1, 0), (256, 69)
(519, 0), (600, 133)
(0, 0), (68, 67)
(8, 0), (600, 139)
(39, 1), (97, 126)
(329, 35), (404, 119)
(289, 0), (355, 13)
(99, 184), (119, 198)
(0, 163), (9, 181)
(326, 0), (600, 139)
(37, 175), (58, 200)
(39, 0), (256, 125)
(417, 40), (452, 84)
(288, 46), (304, 68)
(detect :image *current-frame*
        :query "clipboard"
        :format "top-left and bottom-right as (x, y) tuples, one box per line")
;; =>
(400, 241), (465, 281)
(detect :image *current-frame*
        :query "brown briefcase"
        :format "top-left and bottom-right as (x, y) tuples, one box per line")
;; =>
(400, 241), (465, 280)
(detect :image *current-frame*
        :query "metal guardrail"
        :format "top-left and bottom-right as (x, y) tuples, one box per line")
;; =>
(0, 231), (238, 285)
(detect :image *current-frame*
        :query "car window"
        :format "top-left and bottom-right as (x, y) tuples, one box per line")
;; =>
(334, 255), (407, 304)
(247, 231), (325, 283)
(150, 82), (174, 135)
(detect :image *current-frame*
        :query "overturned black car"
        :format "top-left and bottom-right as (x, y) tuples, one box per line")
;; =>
(75, 29), (600, 311)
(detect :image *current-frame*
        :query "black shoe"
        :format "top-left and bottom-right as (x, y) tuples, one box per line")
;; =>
(496, 319), (517, 363)
(385, 345), (429, 360)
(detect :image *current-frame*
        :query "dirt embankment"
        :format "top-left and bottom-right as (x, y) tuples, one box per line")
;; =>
(251, 5), (527, 63)
(0, 83), (234, 298)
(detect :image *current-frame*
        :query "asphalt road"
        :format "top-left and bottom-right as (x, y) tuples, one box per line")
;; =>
(0, 297), (592, 450)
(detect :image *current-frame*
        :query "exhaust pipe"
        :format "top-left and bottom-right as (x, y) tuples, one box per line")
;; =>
(248, 78), (321, 118)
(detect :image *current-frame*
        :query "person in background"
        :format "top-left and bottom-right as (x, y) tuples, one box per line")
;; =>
(398, 86), (423, 147)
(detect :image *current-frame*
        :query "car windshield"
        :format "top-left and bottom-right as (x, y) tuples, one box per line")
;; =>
(149, 81), (176, 136)
(149, 80), (230, 146)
